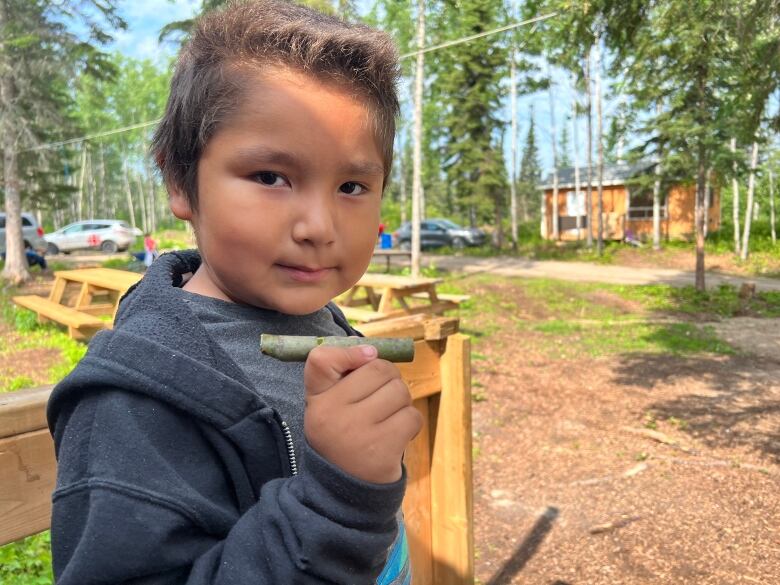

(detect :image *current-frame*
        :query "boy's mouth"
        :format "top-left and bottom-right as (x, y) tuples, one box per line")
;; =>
(276, 263), (334, 283)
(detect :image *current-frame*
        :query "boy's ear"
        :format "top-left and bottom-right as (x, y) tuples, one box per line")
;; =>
(168, 185), (193, 221)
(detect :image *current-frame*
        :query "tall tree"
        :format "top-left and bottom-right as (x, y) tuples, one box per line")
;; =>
(518, 112), (542, 224)
(0, 0), (124, 283)
(410, 0), (425, 277)
(436, 0), (508, 237)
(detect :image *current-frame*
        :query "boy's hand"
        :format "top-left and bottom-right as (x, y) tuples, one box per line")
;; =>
(304, 344), (422, 484)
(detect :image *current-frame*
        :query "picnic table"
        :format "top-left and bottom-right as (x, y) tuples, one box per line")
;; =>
(337, 273), (469, 323)
(12, 268), (142, 340)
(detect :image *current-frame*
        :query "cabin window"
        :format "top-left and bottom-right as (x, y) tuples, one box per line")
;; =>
(627, 188), (667, 220)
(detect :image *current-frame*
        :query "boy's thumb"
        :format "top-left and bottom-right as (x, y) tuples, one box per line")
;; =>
(304, 344), (377, 397)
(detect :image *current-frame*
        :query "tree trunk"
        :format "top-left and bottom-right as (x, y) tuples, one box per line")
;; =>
(548, 64), (559, 241)
(400, 132), (408, 225)
(770, 168), (776, 246)
(740, 140), (759, 261)
(594, 39), (605, 255)
(652, 102), (663, 250)
(123, 162), (136, 229)
(571, 74), (582, 241)
(0, 3), (30, 285)
(695, 143), (707, 292)
(136, 173), (148, 234)
(77, 145), (87, 221)
(509, 47), (519, 248)
(98, 144), (107, 217)
(494, 201), (504, 249)
(584, 50), (594, 248)
(652, 160), (662, 250)
(2, 144), (30, 283)
(410, 0), (425, 278)
(730, 138), (741, 255)
(703, 168), (711, 239)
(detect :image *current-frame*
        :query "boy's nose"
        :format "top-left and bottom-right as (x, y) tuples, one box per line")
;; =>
(291, 193), (337, 246)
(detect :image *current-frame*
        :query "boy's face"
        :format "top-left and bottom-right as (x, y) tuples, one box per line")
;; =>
(170, 67), (385, 314)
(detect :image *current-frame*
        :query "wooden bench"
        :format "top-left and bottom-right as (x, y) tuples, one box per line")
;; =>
(0, 315), (474, 585)
(12, 295), (107, 339)
(411, 292), (471, 304)
(339, 301), (460, 323)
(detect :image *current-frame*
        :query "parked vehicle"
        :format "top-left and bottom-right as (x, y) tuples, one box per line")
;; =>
(393, 218), (487, 250)
(45, 220), (140, 255)
(0, 212), (48, 254)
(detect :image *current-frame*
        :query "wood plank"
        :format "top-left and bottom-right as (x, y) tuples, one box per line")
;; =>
(403, 397), (433, 585)
(430, 334), (473, 585)
(47, 277), (67, 304)
(0, 429), (56, 546)
(400, 340), (442, 401)
(411, 292), (471, 304)
(358, 273), (442, 289)
(0, 386), (53, 439)
(359, 315), (458, 341)
(12, 296), (106, 329)
(336, 306), (386, 323)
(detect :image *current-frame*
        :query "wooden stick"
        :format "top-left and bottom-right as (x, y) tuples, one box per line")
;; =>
(260, 334), (415, 362)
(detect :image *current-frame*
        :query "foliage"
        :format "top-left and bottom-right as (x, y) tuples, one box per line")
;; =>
(0, 531), (52, 585)
(0, 0), (125, 283)
(517, 113), (542, 221)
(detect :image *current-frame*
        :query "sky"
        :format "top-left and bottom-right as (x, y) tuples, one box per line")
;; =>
(109, 0), (200, 62)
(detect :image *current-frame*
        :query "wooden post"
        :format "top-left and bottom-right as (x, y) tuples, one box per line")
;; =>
(431, 333), (473, 584)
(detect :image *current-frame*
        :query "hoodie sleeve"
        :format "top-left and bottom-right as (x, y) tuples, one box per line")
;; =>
(50, 389), (404, 585)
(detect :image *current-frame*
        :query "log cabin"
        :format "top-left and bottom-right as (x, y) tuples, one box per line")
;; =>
(539, 162), (720, 242)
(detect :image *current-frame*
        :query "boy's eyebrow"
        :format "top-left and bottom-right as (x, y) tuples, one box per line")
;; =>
(233, 145), (384, 177)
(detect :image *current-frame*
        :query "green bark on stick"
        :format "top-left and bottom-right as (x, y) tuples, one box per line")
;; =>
(260, 334), (415, 362)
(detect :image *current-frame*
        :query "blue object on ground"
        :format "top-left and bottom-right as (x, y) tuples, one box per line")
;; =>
(380, 233), (392, 249)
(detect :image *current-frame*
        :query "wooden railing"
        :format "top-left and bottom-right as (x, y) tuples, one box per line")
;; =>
(0, 314), (473, 585)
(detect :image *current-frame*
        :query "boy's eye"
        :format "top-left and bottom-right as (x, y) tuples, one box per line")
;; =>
(339, 182), (366, 195)
(254, 172), (287, 187)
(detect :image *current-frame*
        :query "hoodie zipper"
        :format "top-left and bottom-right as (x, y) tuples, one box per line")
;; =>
(281, 421), (298, 476)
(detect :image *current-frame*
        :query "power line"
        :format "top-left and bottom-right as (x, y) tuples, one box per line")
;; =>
(399, 13), (557, 60)
(22, 12), (557, 154)
(18, 119), (160, 153)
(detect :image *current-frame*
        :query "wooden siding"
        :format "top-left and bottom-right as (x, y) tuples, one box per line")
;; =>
(543, 183), (720, 241)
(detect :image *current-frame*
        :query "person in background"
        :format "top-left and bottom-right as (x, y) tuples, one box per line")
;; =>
(143, 232), (158, 267)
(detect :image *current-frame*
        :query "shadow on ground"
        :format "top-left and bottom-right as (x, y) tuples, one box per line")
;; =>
(612, 351), (780, 463)
(486, 507), (559, 585)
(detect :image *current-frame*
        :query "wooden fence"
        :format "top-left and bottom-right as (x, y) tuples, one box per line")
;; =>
(0, 314), (473, 585)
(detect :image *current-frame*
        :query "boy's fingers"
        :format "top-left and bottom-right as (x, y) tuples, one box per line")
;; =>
(304, 344), (377, 396)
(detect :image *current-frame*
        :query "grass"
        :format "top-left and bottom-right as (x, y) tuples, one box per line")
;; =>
(0, 293), (86, 578)
(449, 274), (778, 360)
(531, 320), (734, 358)
(0, 532), (52, 585)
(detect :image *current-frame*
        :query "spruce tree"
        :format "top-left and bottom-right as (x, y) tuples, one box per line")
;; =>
(518, 113), (542, 223)
(435, 0), (508, 234)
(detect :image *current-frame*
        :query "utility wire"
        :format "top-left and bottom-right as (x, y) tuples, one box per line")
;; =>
(22, 12), (557, 154)
(399, 12), (556, 60)
(19, 119), (160, 153)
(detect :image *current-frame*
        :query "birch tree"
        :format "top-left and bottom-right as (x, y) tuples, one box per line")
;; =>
(740, 140), (759, 260)
(410, 0), (424, 278)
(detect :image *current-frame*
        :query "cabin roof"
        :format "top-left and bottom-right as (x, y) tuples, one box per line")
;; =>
(540, 161), (655, 190)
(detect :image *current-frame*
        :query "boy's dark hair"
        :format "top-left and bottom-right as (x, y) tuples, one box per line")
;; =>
(152, 0), (400, 209)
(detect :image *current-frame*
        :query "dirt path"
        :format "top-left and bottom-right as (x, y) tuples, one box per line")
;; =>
(451, 277), (780, 584)
(423, 255), (780, 292)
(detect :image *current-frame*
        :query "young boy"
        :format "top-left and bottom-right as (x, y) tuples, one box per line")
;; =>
(46, 2), (421, 583)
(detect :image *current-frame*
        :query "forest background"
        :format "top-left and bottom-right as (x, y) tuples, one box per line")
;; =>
(1, 0), (779, 288)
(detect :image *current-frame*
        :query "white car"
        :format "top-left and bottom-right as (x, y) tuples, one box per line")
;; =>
(45, 220), (140, 255)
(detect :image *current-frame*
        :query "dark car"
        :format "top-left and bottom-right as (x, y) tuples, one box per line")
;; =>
(393, 218), (487, 250)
